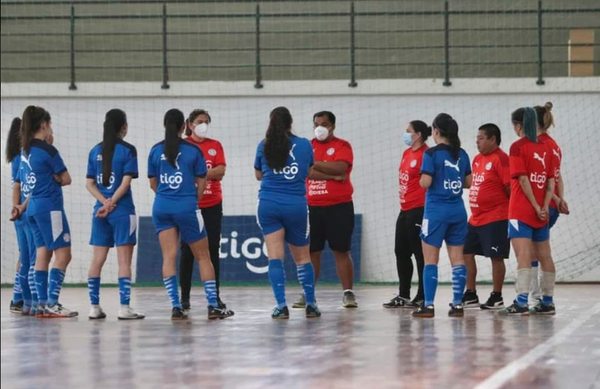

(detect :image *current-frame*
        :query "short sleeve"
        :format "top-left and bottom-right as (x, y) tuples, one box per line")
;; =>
(254, 142), (263, 171)
(546, 144), (556, 179)
(213, 141), (226, 167)
(421, 151), (434, 176)
(195, 149), (208, 178)
(498, 152), (511, 186)
(307, 141), (314, 167)
(335, 141), (353, 166)
(147, 148), (157, 178)
(123, 146), (139, 178)
(50, 150), (68, 175)
(11, 157), (20, 183)
(86, 149), (96, 179)
(509, 143), (526, 178)
(461, 150), (471, 176)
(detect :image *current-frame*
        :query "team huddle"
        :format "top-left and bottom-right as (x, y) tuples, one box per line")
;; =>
(6, 102), (566, 320)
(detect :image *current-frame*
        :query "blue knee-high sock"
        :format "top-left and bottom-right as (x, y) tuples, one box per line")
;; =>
(29, 265), (38, 307)
(452, 264), (467, 306)
(47, 268), (65, 307)
(88, 277), (101, 305)
(118, 277), (131, 306)
(296, 263), (316, 306)
(12, 271), (23, 303)
(163, 275), (181, 309)
(268, 260), (286, 309)
(204, 280), (218, 307)
(19, 267), (32, 307)
(423, 264), (438, 307)
(35, 270), (49, 306)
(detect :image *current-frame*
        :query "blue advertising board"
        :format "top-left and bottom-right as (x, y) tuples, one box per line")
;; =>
(136, 215), (361, 283)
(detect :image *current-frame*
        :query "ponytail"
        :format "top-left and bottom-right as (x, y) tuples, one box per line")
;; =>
(264, 106), (293, 171)
(534, 101), (554, 131)
(5, 117), (22, 163)
(102, 109), (127, 186)
(163, 109), (185, 168)
(511, 107), (537, 143)
(21, 105), (51, 154)
(432, 113), (461, 160)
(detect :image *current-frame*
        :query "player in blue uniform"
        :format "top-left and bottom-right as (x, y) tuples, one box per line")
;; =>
(413, 113), (472, 318)
(6, 117), (37, 315)
(148, 108), (233, 320)
(18, 106), (77, 318)
(254, 106), (320, 319)
(85, 109), (144, 320)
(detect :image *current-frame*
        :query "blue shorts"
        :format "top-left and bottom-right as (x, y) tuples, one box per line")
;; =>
(420, 217), (467, 248)
(508, 219), (549, 242)
(90, 212), (137, 247)
(257, 198), (309, 246)
(152, 209), (207, 244)
(549, 207), (559, 229)
(28, 209), (71, 250)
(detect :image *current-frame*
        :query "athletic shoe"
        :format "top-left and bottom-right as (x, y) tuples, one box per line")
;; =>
(217, 297), (227, 309)
(410, 298), (424, 308)
(118, 306), (145, 320)
(382, 295), (412, 308)
(21, 305), (32, 316)
(448, 303), (464, 317)
(342, 290), (358, 308)
(305, 304), (321, 318)
(292, 294), (306, 309)
(529, 301), (556, 315)
(9, 300), (23, 314)
(462, 290), (480, 308)
(480, 292), (504, 310)
(272, 306), (290, 320)
(208, 305), (234, 320)
(171, 307), (188, 320)
(89, 305), (107, 320)
(181, 300), (191, 312)
(43, 303), (78, 318)
(498, 302), (529, 316)
(412, 304), (435, 318)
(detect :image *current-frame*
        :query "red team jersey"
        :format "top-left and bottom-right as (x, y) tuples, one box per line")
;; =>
(468, 148), (510, 226)
(307, 136), (354, 206)
(398, 144), (428, 211)
(508, 137), (555, 228)
(186, 137), (226, 208)
(538, 133), (562, 210)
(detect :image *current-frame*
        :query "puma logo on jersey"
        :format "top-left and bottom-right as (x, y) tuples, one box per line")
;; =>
(533, 152), (546, 169)
(289, 144), (297, 161)
(20, 154), (33, 170)
(552, 148), (561, 161)
(160, 152), (182, 170)
(444, 159), (460, 172)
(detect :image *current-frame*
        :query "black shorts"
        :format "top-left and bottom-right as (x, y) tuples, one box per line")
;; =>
(309, 201), (354, 252)
(464, 220), (510, 258)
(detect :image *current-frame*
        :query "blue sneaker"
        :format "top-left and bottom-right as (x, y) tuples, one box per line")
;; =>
(305, 304), (321, 318)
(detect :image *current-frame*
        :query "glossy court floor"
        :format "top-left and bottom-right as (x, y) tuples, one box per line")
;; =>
(1, 285), (599, 389)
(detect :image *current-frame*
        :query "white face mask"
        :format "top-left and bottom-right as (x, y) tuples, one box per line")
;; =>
(314, 126), (329, 141)
(193, 122), (209, 137)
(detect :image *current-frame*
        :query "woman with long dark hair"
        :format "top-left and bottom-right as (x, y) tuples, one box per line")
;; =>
(148, 108), (233, 320)
(254, 106), (319, 319)
(412, 113), (472, 318)
(19, 105), (77, 317)
(85, 109), (144, 320)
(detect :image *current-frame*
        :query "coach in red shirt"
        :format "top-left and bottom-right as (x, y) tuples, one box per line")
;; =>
(293, 111), (357, 309)
(462, 123), (510, 310)
(179, 109), (230, 312)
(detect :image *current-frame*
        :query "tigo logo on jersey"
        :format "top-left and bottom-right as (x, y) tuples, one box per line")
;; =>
(23, 172), (36, 193)
(96, 172), (116, 190)
(444, 179), (463, 194)
(472, 172), (485, 186)
(273, 144), (299, 180)
(160, 172), (183, 189)
(530, 172), (547, 189)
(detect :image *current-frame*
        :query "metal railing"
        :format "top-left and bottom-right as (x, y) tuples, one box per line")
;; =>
(1, 0), (599, 90)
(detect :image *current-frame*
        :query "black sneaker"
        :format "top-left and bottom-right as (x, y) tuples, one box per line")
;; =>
(181, 300), (191, 312)
(382, 295), (412, 309)
(171, 307), (188, 320)
(410, 298), (424, 308)
(480, 292), (504, 310)
(448, 303), (464, 317)
(305, 304), (321, 318)
(499, 302), (529, 316)
(10, 300), (23, 314)
(272, 306), (290, 320)
(462, 290), (480, 308)
(217, 297), (227, 309)
(208, 305), (234, 320)
(412, 304), (435, 318)
(529, 301), (556, 315)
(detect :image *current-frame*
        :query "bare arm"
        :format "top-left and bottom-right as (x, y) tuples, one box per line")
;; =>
(255, 169), (263, 181)
(517, 175), (544, 220)
(149, 177), (157, 193)
(10, 184), (26, 221)
(542, 177), (555, 211)
(196, 176), (207, 202)
(110, 175), (133, 205)
(419, 174), (432, 189)
(85, 178), (108, 204)
(463, 174), (473, 189)
(206, 165), (226, 181)
(312, 161), (349, 176)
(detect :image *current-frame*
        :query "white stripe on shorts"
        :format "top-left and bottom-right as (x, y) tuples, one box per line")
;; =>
(195, 209), (205, 233)
(50, 210), (64, 242)
(255, 199), (262, 230)
(129, 214), (137, 236)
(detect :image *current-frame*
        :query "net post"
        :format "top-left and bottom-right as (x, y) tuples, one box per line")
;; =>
(69, 4), (77, 90)
(443, 0), (451, 86)
(161, 3), (170, 90)
(254, 3), (263, 89)
(348, 1), (357, 87)
(536, 0), (545, 85)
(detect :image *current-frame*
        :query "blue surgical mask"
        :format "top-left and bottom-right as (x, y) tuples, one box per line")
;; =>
(403, 132), (414, 146)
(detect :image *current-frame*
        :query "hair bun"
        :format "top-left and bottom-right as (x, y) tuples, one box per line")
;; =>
(544, 101), (553, 111)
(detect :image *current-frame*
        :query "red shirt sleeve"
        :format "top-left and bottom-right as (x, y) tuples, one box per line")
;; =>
(509, 142), (526, 178)
(546, 143), (556, 179)
(213, 141), (226, 167)
(498, 151), (511, 186)
(335, 141), (353, 166)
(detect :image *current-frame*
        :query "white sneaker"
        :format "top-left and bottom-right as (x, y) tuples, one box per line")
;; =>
(45, 303), (78, 318)
(118, 305), (145, 320)
(89, 305), (106, 319)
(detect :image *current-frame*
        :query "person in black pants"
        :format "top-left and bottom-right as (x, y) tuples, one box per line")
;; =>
(179, 109), (229, 311)
(383, 120), (431, 308)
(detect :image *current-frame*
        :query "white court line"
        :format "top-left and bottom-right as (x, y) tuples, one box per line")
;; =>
(474, 302), (600, 389)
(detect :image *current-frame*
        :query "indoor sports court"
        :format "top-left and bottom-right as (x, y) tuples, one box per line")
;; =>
(1, 1), (599, 388)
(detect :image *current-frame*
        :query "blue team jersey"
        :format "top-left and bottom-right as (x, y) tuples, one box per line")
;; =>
(86, 139), (138, 215)
(421, 144), (471, 220)
(254, 135), (313, 202)
(11, 154), (29, 205)
(17, 139), (67, 216)
(148, 139), (207, 212)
